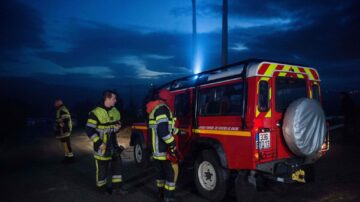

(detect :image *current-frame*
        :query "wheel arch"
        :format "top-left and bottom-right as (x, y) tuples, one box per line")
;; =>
(192, 137), (228, 169)
(130, 130), (146, 147)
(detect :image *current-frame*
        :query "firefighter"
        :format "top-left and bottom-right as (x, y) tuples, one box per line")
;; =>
(85, 90), (127, 195)
(54, 99), (74, 164)
(146, 89), (179, 202)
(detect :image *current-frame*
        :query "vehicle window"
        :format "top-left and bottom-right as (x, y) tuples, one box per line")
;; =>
(258, 80), (269, 112)
(312, 84), (320, 101)
(174, 93), (190, 118)
(275, 77), (307, 112)
(198, 82), (243, 116)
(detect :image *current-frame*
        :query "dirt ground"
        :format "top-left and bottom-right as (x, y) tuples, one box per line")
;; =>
(0, 126), (359, 202)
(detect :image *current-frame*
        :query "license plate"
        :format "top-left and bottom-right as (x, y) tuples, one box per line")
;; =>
(258, 132), (270, 149)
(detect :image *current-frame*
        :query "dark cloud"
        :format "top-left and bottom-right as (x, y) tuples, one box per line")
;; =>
(1, 0), (359, 92)
(40, 22), (193, 75)
(225, 1), (360, 74)
(0, 0), (46, 59)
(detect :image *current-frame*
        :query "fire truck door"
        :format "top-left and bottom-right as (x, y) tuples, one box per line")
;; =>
(174, 91), (192, 154)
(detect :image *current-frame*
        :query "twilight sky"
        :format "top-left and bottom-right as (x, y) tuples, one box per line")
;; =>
(1, 0), (359, 93)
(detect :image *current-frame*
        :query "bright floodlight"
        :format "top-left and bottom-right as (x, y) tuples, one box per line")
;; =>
(193, 50), (202, 74)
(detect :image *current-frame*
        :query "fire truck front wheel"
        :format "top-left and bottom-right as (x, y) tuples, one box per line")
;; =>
(133, 139), (149, 168)
(195, 150), (230, 201)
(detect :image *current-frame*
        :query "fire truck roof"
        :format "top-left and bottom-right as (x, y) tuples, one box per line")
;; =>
(160, 59), (320, 91)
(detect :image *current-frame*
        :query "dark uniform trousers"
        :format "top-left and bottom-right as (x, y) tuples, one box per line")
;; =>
(95, 155), (123, 188)
(155, 160), (179, 199)
(59, 136), (73, 156)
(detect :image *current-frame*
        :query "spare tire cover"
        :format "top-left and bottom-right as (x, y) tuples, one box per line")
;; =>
(282, 98), (326, 157)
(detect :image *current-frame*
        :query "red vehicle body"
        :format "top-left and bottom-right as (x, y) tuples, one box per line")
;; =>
(131, 59), (329, 201)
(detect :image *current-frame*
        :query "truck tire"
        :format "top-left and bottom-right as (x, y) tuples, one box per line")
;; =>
(133, 138), (149, 168)
(195, 150), (229, 201)
(282, 98), (326, 158)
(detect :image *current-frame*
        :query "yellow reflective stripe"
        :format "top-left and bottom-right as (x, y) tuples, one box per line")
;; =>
(155, 114), (168, 121)
(304, 68), (315, 80)
(94, 155), (112, 161)
(269, 87), (272, 100)
(256, 77), (270, 118)
(149, 120), (157, 125)
(164, 184), (175, 191)
(156, 180), (165, 187)
(98, 125), (112, 129)
(87, 119), (97, 125)
(265, 110), (272, 118)
(103, 133), (108, 144)
(61, 114), (71, 118)
(264, 63), (277, 76)
(132, 125), (148, 130)
(153, 156), (167, 160)
(95, 160), (107, 187)
(292, 67), (305, 78)
(164, 136), (174, 144)
(96, 160), (98, 182)
(152, 128), (156, 155)
(92, 136), (100, 142)
(193, 129), (251, 137)
(112, 178), (122, 183)
(279, 65), (290, 77)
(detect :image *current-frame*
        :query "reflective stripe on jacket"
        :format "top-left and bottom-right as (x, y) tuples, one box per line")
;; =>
(148, 103), (177, 160)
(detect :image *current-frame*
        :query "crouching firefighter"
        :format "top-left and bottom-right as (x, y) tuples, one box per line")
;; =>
(146, 89), (180, 202)
(54, 99), (74, 163)
(85, 90), (127, 195)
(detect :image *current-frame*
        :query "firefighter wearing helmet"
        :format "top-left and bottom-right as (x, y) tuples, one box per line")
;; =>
(54, 99), (74, 163)
(146, 89), (179, 202)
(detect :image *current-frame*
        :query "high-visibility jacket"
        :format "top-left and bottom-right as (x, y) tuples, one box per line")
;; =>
(55, 105), (72, 138)
(148, 103), (177, 160)
(86, 106), (121, 161)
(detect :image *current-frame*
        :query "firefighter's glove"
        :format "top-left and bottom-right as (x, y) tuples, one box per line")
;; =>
(169, 145), (176, 154)
(172, 128), (179, 135)
(167, 151), (178, 163)
(167, 146), (178, 163)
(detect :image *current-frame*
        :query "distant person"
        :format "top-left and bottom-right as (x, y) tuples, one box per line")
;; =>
(340, 92), (355, 140)
(85, 90), (127, 195)
(54, 99), (74, 163)
(146, 89), (179, 202)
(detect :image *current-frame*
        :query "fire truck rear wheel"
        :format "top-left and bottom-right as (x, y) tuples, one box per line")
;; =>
(195, 150), (229, 201)
(133, 139), (149, 168)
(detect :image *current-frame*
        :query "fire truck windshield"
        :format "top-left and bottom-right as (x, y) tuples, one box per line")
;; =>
(275, 77), (307, 112)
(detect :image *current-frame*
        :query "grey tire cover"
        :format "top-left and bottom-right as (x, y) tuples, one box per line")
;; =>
(282, 98), (326, 157)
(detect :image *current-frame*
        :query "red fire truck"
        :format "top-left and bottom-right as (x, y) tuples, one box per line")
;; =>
(131, 59), (329, 201)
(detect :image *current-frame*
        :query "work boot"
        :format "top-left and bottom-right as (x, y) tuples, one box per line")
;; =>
(163, 197), (175, 202)
(61, 157), (69, 164)
(157, 188), (164, 202)
(112, 184), (128, 195)
(97, 186), (112, 196)
(164, 191), (175, 202)
(67, 156), (75, 164)
(61, 156), (75, 164)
